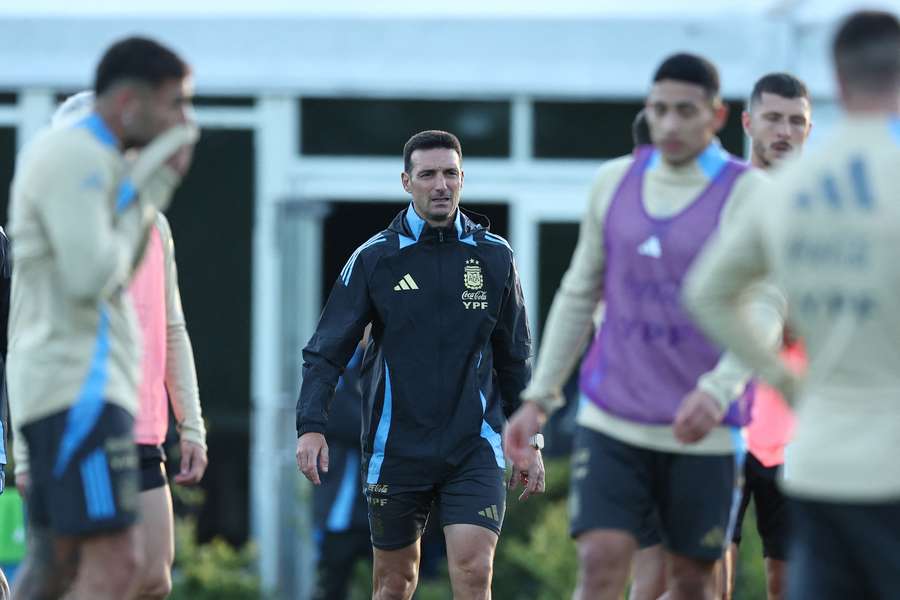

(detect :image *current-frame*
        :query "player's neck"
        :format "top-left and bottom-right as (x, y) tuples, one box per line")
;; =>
(751, 153), (769, 170)
(660, 139), (718, 172)
(413, 205), (455, 229)
(93, 104), (125, 150)
(427, 214), (454, 229)
(661, 153), (701, 171)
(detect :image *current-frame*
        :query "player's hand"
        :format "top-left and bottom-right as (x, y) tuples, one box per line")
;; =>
(296, 433), (329, 485)
(174, 440), (208, 486)
(15, 471), (29, 498)
(673, 389), (724, 444)
(166, 141), (195, 178)
(508, 448), (546, 501)
(129, 123), (199, 203)
(504, 401), (547, 471)
(779, 373), (802, 406)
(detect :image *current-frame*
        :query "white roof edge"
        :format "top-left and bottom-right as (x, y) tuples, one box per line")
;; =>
(0, 0), (784, 18)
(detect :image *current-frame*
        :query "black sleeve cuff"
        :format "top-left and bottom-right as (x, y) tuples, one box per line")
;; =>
(297, 422), (326, 438)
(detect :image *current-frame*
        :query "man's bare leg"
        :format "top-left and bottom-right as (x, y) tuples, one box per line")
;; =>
(666, 551), (717, 600)
(444, 524), (498, 600)
(67, 527), (142, 600)
(722, 543), (738, 600)
(372, 541), (420, 600)
(629, 544), (667, 600)
(764, 558), (786, 600)
(574, 529), (636, 600)
(133, 486), (175, 599)
(12, 525), (78, 600)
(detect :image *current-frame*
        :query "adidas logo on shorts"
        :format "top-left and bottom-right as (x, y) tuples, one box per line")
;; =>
(478, 504), (500, 522)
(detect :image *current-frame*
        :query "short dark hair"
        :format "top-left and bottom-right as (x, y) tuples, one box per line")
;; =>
(402, 130), (462, 173)
(653, 53), (720, 99)
(833, 10), (900, 93)
(631, 109), (651, 147)
(94, 36), (189, 96)
(749, 73), (810, 108)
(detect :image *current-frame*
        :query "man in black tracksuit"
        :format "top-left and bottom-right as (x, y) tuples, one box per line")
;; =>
(311, 344), (371, 600)
(296, 130), (544, 600)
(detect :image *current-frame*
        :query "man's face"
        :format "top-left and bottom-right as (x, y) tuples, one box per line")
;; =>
(401, 147), (464, 226)
(123, 77), (193, 148)
(646, 80), (727, 166)
(743, 92), (812, 168)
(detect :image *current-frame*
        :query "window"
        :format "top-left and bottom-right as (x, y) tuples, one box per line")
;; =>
(537, 221), (580, 335)
(718, 100), (746, 156)
(534, 100), (643, 159)
(301, 98), (510, 157)
(0, 128), (15, 224)
(534, 99), (746, 159)
(192, 96), (256, 108)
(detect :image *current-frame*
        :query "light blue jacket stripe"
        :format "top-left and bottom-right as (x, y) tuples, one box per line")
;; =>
(483, 232), (512, 251)
(479, 390), (505, 468)
(77, 113), (118, 148)
(327, 452), (360, 532)
(366, 363), (393, 484)
(115, 179), (138, 213)
(54, 308), (111, 477)
(341, 235), (386, 286)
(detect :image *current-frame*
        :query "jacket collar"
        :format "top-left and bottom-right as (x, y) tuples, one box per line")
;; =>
(389, 203), (483, 243)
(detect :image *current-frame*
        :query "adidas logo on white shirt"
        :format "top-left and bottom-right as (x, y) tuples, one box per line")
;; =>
(394, 274), (419, 291)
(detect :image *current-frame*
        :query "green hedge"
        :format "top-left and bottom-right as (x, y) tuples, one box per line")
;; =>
(347, 457), (769, 598)
(166, 457), (768, 598)
(169, 517), (263, 600)
(491, 457), (577, 599)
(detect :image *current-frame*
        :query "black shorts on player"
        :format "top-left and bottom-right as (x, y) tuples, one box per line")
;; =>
(788, 498), (900, 600)
(22, 402), (139, 536)
(569, 425), (739, 561)
(366, 444), (506, 550)
(732, 452), (789, 559)
(137, 443), (168, 492)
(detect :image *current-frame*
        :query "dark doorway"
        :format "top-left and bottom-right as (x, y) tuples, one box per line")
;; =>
(166, 128), (254, 545)
(537, 222), (580, 338)
(537, 221), (582, 457)
(0, 127), (16, 225)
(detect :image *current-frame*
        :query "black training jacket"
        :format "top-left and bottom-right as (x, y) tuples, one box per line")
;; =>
(296, 206), (532, 485)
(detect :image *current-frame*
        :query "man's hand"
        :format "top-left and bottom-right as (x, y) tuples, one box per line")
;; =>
(503, 401), (547, 470)
(296, 433), (329, 485)
(780, 373), (802, 406)
(508, 448), (546, 501)
(771, 369), (803, 407)
(130, 124), (199, 185)
(15, 471), (29, 498)
(174, 440), (208, 486)
(166, 142), (195, 178)
(673, 389), (724, 444)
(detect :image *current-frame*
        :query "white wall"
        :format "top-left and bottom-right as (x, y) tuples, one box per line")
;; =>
(0, 14), (831, 97)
